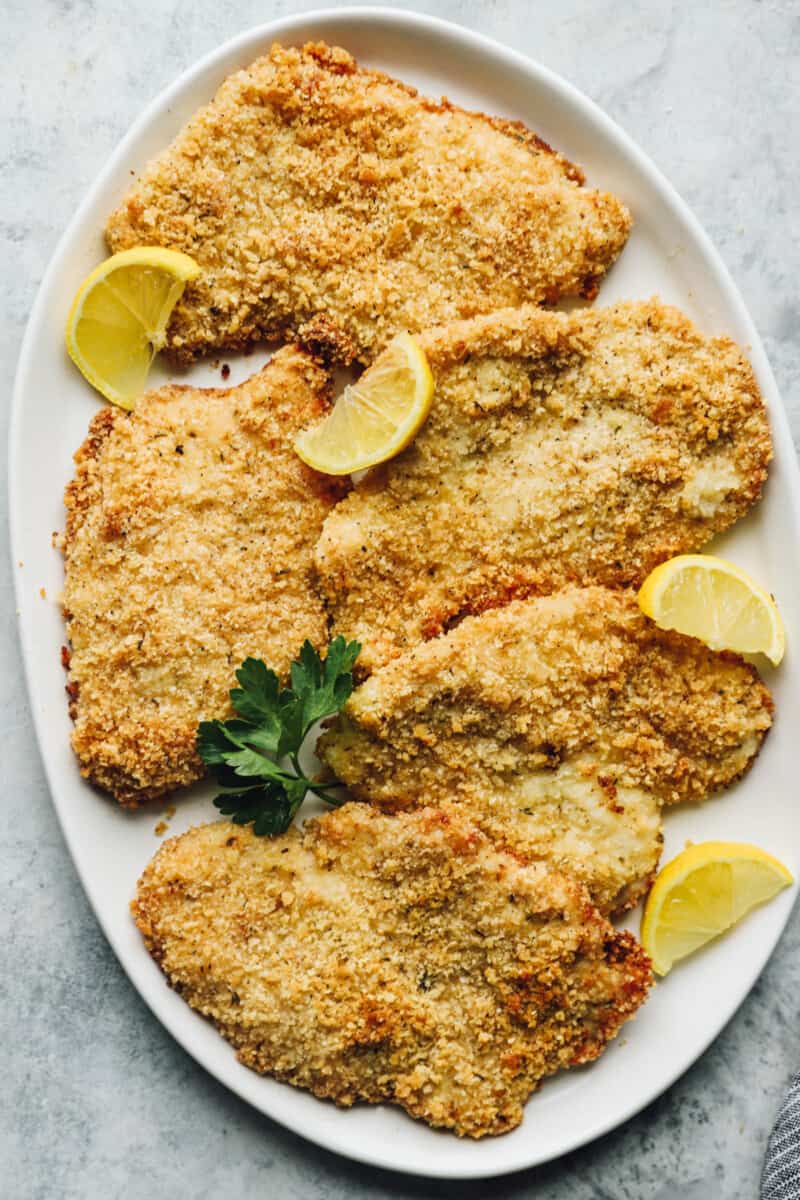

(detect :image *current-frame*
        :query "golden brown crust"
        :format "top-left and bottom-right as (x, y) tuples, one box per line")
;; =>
(132, 807), (651, 1137)
(315, 300), (773, 673)
(60, 348), (346, 807)
(105, 41), (631, 365)
(318, 588), (773, 914)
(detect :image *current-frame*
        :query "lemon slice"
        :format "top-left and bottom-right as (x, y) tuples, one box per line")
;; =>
(641, 841), (793, 975)
(65, 247), (200, 408)
(294, 332), (434, 475)
(637, 554), (785, 665)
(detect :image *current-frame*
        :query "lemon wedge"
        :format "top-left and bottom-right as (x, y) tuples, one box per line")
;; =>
(637, 554), (785, 665)
(65, 247), (200, 408)
(294, 332), (434, 475)
(641, 841), (793, 975)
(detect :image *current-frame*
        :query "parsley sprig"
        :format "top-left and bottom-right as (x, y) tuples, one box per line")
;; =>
(197, 637), (360, 835)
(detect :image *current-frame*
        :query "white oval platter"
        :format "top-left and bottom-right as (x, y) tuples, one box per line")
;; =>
(9, 5), (800, 1180)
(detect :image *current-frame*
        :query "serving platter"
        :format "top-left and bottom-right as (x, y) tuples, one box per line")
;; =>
(9, 7), (800, 1179)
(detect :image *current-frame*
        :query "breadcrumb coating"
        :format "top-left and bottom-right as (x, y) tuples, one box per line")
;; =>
(132, 806), (651, 1137)
(318, 589), (773, 914)
(315, 300), (772, 672)
(60, 348), (345, 807)
(105, 41), (631, 365)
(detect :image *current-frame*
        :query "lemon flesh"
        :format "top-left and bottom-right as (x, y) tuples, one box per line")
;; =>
(65, 247), (200, 408)
(637, 553), (785, 665)
(641, 841), (793, 975)
(294, 332), (434, 475)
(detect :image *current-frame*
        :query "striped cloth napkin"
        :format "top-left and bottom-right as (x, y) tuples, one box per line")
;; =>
(763, 1074), (800, 1198)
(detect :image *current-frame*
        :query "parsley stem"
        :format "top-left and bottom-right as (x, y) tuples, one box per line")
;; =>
(303, 782), (348, 807)
(289, 751), (346, 807)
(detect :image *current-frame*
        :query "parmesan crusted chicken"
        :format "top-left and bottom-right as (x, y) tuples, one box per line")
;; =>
(318, 589), (773, 914)
(315, 301), (772, 673)
(105, 41), (631, 365)
(132, 806), (651, 1137)
(61, 348), (345, 807)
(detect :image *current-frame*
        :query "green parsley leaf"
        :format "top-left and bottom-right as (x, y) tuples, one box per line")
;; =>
(196, 637), (361, 836)
(229, 659), (285, 750)
(292, 635), (361, 729)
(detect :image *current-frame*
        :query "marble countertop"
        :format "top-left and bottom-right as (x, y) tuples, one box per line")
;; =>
(2, 2), (799, 1197)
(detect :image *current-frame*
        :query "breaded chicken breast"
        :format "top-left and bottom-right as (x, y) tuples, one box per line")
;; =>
(105, 41), (631, 366)
(315, 301), (772, 673)
(60, 348), (344, 807)
(133, 806), (651, 1137)
(318, 589), (773, 914)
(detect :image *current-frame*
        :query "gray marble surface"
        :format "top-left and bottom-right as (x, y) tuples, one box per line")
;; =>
(2, 1), (799, 1197)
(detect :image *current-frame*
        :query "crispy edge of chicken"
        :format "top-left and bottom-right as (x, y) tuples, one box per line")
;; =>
(314, 300), (772, 674)
(106, 41), (631, 366)
(60, 347), (345, 807)
(132, 805), (652, 1137)
(318, 588), (774, 914)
